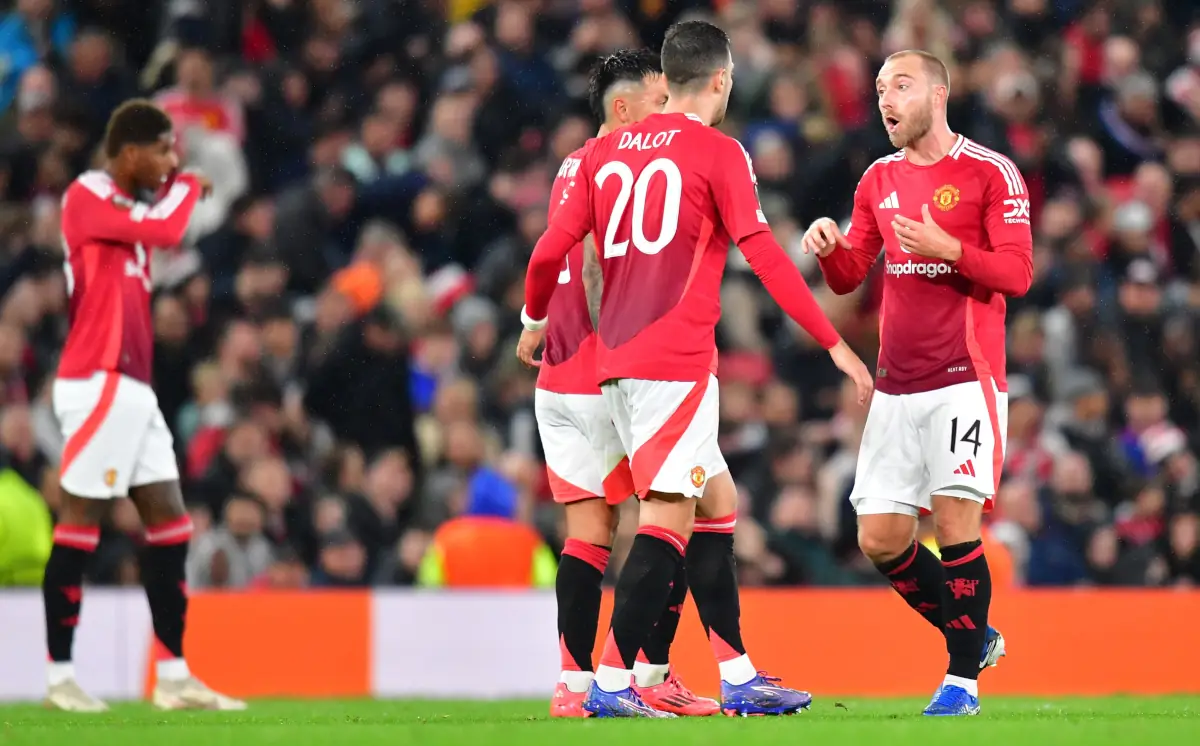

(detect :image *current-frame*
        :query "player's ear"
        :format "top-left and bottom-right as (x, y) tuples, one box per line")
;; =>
(612, 96), (628, 124)
(711, 67), (726, 95)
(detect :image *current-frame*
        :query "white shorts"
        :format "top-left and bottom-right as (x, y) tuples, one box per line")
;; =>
(601, 374), (728, 499)
(534, 389), (633, 504)
(53, 372), (179, 499)
(850, 380), (1008, 517)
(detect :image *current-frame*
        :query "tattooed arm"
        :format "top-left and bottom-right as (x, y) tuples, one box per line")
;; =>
(582, 233), (602, 329)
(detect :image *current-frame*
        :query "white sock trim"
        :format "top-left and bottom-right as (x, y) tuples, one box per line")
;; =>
(943, 674), (978, 697)
(559, 670), (594, 693)
(594, 664), (632, 693)
(632, 662), (670, 688)
(718, 654), (757, 686)
(47, 661), (75, 687)
(157, 658), (191, 682)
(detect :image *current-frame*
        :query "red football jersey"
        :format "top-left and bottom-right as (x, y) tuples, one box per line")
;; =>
(819, 135), (1034, 395)
(543, 112), (787, 383)
(58, 171), (202, 384)
(155, 88), (246, 144)
(536, 139), (601, 395)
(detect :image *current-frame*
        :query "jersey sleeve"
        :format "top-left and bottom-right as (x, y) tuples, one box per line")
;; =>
(953, 164), (1034, 296)
(817, 171), (883, 295)
(709, 134), (770, 243)
(525, 159), (595, 321)
(547, 156), (593, 243)
(69, 174), (202, 249)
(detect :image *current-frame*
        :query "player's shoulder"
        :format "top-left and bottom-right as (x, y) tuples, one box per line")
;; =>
(68, 170), (114, 201)
(865, 150), (907, 176)
(857, 150), (906, 193)
(554, 139), (597, 181)
(949, 136), (1027, 196)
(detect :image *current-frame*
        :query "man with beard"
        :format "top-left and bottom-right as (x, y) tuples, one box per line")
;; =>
(801, 50), (1034, 716)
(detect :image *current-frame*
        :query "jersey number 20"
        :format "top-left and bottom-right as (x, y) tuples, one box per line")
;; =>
(594, 158), (682, 259)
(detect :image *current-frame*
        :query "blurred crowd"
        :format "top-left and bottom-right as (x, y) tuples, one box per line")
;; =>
(1, 0), (1199, 589)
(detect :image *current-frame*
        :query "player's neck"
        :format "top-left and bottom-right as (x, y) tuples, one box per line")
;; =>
(104, 167), (137, 197)
(596, 124), (611, 138)
(904, 125), (958, 167)
(662, 96), (713, 125)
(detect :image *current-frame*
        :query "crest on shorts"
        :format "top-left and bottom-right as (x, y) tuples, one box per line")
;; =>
(932, 184), (960, 211)
(690, 466), (706, 488)
(103, 469), (117, 488)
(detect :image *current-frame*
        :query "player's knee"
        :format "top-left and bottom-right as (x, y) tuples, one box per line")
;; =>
(639, 492), (695, 536)
(128, 480), (186, 525)
(931, 494), (983, 546)
(56, 491), (106, 526)
(696, 470), (736, 519)
(857, 526), (912, 565)
(564, 499), (617, 546)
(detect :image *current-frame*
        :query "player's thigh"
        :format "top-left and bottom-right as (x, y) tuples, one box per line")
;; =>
(920, 381), (1007, 510)
(535, 389), (607, 501)
(849, 391), (926, 514)
(53, 373), (154, 500)
(576, 394), (636, 505)
(128, 400), (186, 525)
(620, 374), (726, 499)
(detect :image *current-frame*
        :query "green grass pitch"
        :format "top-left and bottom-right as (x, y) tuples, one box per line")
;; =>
(1, 698), (1197, 745)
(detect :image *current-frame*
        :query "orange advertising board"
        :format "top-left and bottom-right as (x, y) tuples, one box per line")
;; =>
(147, 589), (1200, 699)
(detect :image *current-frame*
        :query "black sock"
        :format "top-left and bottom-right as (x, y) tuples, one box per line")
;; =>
(641, 557), (688, 667)
(42, 525), (99, 662)
(687, 528), (747, 661)
(599, 527), (686, 672)
(874, 541), (946, 632)
(141, 518), (193, 659)
(939, 540), (991, 680)
(556, 539), (610, 673)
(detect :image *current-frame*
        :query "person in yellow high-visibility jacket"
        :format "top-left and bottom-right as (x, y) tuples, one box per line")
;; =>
(0, 467), (53, 586)
(418, 468), (556, 588)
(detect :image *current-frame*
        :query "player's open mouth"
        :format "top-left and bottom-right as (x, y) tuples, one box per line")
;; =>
(884, 116), (900, 133)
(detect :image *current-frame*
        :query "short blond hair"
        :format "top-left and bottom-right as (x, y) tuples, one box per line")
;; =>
(886, 50), (951, 95)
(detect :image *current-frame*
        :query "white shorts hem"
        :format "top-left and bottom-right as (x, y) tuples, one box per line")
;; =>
(851, 498), (921, 517)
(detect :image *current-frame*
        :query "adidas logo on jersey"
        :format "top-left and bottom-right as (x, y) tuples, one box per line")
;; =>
(885, 260), (955, 278)
(879, 191), (899, 210)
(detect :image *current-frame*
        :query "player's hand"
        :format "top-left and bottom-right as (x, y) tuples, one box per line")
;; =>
(180, 169), (213, 199)
(892, 205), (962, 262)
(516, 327), (546, 368)
(828, 339), (874, 406)
(801, 217), (851, 258)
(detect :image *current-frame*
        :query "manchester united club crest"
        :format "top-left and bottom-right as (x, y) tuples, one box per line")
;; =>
(933, 184), (960, 211)
(690, 466), (706, 488)
(104, 469), (117, 488)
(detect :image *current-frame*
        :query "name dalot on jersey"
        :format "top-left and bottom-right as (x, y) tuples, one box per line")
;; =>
(617, 129), (682, 151)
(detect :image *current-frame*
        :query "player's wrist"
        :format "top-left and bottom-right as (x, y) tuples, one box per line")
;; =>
(942, 238), (964, 263)
(520, 305), (548, 331)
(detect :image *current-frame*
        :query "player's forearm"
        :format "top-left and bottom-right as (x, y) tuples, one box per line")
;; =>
(581, 234), (602, 329)
(953, 242), (1033, 297)
(523, 224), (578, 320)
(817, 247), (873, 295)
(132, 176), (202, 248)
(740, 231), (841, 349)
